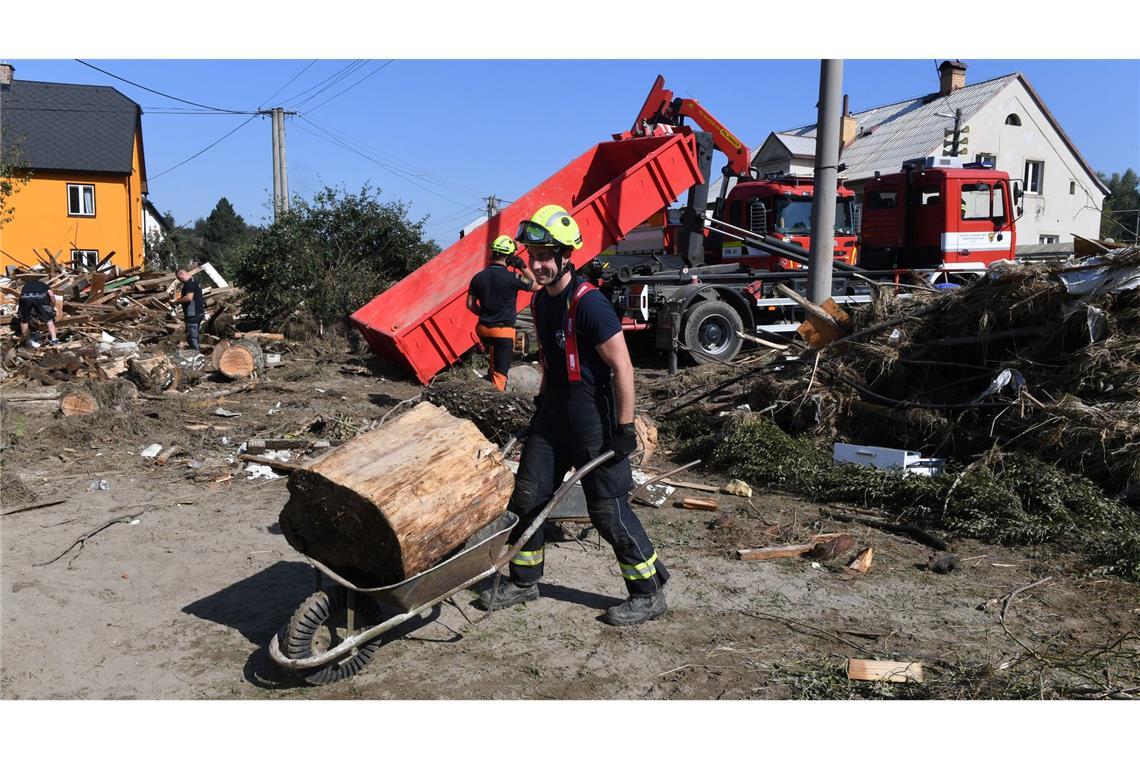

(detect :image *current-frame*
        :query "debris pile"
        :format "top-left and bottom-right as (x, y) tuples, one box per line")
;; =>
(1, 260), (241, 387)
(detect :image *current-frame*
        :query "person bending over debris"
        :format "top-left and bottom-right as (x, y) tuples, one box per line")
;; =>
(17, 277), (60, 347)
(466, 234), (538, 391)
(477, 205), (669, 626)
(172, 268), (205, 352)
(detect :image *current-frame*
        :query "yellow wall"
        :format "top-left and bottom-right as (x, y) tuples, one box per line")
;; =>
(0, 127), (145, 272)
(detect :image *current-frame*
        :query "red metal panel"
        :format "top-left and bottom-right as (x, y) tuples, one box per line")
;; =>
(350, 132), (703, 384)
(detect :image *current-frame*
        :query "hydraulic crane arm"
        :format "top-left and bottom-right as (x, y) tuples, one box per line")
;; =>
(628, 75), (753, 178)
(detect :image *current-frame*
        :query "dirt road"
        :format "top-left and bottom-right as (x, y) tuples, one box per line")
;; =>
(2, 363), (1136, 699)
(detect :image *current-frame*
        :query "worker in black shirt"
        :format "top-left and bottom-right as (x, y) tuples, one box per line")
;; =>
(466, 235), (538, 391)
(477, 205), (669, 626)
(17, 278), (60, 346)
(172, 268), (206, 352)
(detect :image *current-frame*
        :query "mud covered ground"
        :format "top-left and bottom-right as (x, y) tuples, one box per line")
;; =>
(2, 346), (1137, 699)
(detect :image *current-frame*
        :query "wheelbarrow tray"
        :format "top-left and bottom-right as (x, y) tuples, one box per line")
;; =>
(304, 511), (518, 613)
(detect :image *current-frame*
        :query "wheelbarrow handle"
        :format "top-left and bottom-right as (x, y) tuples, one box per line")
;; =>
(495, 450), (615, 570)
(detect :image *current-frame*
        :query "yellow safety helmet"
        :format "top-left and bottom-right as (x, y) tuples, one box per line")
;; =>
(515, 204), (583, 251)
(490, 234), (517, 257)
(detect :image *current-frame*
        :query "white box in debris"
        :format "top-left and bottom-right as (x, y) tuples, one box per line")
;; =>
(833, 443), (945, 477)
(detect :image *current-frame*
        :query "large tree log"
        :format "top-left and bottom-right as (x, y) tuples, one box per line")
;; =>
(128, 354), (180, 393)
(212, 339), (264, 380)
(279, 402), (514, 586)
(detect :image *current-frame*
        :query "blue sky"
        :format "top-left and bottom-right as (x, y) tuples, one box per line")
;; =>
(8, 59), (1139, 246)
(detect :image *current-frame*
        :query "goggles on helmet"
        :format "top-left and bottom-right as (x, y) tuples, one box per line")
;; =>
(516, 220), (559, 248)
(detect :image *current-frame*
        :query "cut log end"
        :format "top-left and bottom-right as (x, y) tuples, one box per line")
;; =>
(59, 390), (99, 417)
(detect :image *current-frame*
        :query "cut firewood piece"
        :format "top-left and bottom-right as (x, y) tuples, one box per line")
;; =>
(233, 331), (285, 341)
(737, 544), (817, 561)
(806, 533), (855, 560)
(156, 445), (182, 466)
(128, 354), (180, 393)
(846, 547), (874, 574)
(59, 389), (99, 417)
(215, 339), (264, 380)
(633, 413), (658, 465)
(846, 659), (923, 683)
(676, 497), (718, 511)
(279, 402), (514, 587)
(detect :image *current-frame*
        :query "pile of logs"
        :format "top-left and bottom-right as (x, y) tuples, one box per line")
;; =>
(0, 257), (268, 388)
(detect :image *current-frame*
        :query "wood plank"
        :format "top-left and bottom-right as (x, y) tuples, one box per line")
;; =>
(661, 478), (719, 493)
(846, 547), (874, 574)
(847, 659), (923, 683)
(238, 453), (301, 472)
(675, 497), (718, 511)
(736, 544), (816, 561)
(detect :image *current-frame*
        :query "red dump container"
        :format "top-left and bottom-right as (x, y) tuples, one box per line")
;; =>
(350, 132), (703, 384)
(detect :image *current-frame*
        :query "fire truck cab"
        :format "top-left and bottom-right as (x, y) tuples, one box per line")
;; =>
(859, 157), (1023, 271)
(711, 175), (858, 270)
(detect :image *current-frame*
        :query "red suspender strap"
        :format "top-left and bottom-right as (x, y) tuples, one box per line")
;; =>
(564, 281), (595, 383)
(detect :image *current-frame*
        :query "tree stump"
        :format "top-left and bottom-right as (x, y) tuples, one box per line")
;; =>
(59, 389), (99, 417)
(213, 339), (264, 380)
(279, 402), (514, 586)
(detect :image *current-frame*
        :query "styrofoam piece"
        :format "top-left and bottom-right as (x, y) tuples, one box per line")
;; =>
(833, 442), (944, 477)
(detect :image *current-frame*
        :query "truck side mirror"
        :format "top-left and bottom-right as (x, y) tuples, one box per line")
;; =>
(1011, 179), (1024, 211)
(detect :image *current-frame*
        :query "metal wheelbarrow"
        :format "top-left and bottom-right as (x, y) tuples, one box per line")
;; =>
(268, 450), (616, 685)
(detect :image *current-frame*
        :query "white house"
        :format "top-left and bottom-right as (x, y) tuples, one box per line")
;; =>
(728, 61), (1109, 251)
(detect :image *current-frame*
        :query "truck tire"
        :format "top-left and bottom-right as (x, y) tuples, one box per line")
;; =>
(682, 300), (743, 364)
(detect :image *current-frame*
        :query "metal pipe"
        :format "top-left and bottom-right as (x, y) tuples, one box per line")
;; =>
(808, 59), (844, 303)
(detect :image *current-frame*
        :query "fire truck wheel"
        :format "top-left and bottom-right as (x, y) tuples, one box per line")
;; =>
(682, 300), (743, 364)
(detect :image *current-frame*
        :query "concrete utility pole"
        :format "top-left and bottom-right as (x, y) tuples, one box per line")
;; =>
(262, 107), (295, 221)
(808, 59), (844, 304)
(483, 195), (500, 220)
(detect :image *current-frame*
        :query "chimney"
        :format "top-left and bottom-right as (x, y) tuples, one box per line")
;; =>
(0, 63), (14, 87)
(840, 94), (857, 148)
(938, 60), (967, 96)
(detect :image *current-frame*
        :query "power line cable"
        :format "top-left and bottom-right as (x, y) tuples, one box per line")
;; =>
(148, 114), (259, 181)
(302, 114), (486, 197)
(277, 60), (363, 108)
(286, 60), (367, 109)
(258, 59), (318, 109)
(291, 118), (482, 212)
(305, 60), (394, 114)
(75, 59), (253, 114)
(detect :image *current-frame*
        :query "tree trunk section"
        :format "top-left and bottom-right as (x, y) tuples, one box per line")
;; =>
(60, 389), (99, 417)
(128, 355), (181, 393)
(279, 402), (514, 586)
(215, 339), (264, 380)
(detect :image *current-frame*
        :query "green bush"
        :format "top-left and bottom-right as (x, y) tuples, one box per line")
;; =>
(232, 184), (438, 330)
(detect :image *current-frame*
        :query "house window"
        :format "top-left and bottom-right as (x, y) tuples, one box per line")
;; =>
(71, 249), (100, 269)
(1039, 235), (1060, 245)
(1070, 181), (1077, 195)
(975, 152), (997, 168)
(1024, 161), (1044, 194)
(67, 184), (96, 216)
(1005, 114), (1022, 126)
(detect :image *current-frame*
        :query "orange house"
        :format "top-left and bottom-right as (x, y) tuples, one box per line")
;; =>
(0, 63), (147, 271)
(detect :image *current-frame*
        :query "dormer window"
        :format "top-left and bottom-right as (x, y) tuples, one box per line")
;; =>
(1005, 113), (1022, 126)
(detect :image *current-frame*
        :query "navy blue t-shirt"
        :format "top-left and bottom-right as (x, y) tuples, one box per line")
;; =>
(468, 263), (530, 327)
(535, 280), (622, 392)
(181, 278), (205, 322)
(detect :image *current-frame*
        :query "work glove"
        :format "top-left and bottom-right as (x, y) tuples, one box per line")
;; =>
(505, 254), (526, 270)
(610, 422), (638, 460)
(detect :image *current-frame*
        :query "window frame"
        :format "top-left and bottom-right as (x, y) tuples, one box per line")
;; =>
(67, 183), (97, 217)
(1038, 234), (1060, 245)
(70, 249), (101, 269)
(1005, 114), (1022, 126)
(1023, 160), (1044, 195)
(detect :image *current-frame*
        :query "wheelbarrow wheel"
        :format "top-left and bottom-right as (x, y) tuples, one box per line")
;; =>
(283, 587), (384, 686)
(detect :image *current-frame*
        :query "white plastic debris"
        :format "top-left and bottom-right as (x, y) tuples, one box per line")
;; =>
(245, 463), (282, 480)
(265, 353), (282, 366)
(129, 519), (141, 526)
(810, 562), (823, 571)
(214, 407), (242, 417)
(220, 436), (230, 446)
(267, 402), (283, 416)
(631, 469), (675, 508)
(87, 479), (109, 491)
(140, 444), (163, 458)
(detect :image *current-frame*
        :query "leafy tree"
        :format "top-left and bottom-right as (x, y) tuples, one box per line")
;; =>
(145, 211), (207, 271)
(201, 197), (251, 269)
(1098, 169), (1139, 243)
(232, 184), (439, 332)
(0, 141), (32, 228)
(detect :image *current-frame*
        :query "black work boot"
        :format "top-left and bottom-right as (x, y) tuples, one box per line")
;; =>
(602, 590), (667, 626)
(477, 578), (539, 611)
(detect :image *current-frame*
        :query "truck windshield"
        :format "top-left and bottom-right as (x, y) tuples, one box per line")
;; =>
(775, 196), (854, 235)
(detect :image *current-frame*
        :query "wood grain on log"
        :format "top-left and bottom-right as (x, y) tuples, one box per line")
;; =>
(279, 402), (514, 586)
(59, 390), (99, 417)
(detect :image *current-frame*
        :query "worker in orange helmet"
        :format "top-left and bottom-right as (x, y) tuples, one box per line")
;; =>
(466, 234), (539, 391)
(477, 204), (669, 626)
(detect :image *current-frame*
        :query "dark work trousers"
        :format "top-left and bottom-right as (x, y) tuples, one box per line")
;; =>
(186, 317), (203, 351)
(476, 324), (515, 391)
(507, 387), (669, 597)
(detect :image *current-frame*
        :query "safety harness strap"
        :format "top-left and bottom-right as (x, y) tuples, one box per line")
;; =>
(564, 281), (595, 383)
